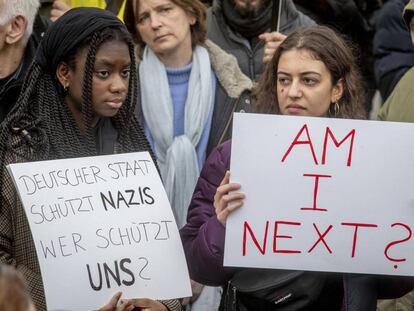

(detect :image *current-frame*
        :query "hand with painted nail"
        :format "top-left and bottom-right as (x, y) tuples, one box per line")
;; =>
(120, 298), (168, 311)
(214, 171), (245, 226)
(98, 292), (131, 311)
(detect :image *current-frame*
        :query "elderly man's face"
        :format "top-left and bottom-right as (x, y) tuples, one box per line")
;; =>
(232, 0), (266, 15)
(0, 0), (6, 52)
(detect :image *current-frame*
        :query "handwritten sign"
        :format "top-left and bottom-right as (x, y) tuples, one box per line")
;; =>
(224, 113), (414, 276)
(7, 152), (191, 311)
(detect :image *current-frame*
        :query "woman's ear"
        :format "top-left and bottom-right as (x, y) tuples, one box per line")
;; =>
(189, 16), (196, 26)
(186, 12), (196, 26)
(331, 78), (344, 103)
(56, 62), (71, 91)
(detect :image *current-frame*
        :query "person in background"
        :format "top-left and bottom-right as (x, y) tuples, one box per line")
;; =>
(0, 265), (166, 311)
(378, 0), (414, 121)
(181, 25), (414, 310)
(0, 7), (180, 311)
(0, 0), (47, 122)
(50, 0), (125, 21)
(373, 0), (414, 102)
(377, 2), (414, 308)
(0, 264), (35, 311)
(123, 0), (251, 237)
(206, 0), (315, 80)
(123, 0), (252, 309)
(293, 0), (382, 115)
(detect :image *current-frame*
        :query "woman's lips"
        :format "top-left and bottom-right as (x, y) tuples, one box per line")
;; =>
(286, 104), (306, 114)
(154, 34), (170, 42)
(105, 100), (123, 109)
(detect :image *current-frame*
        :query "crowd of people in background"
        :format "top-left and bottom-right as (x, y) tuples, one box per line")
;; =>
(1, 0), (414, 310)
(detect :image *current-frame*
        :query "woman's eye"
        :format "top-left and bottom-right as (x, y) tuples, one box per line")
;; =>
(96, 71), (110, 79)
(160, 6), (172, 14)
(303, 78), (317, 85)
(121, 69), (130, 78)
(278, 78), (290, 85)
(138, 15), (149, 24)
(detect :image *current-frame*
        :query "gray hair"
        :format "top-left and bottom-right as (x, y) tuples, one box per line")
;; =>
(0, 0), (40, 44)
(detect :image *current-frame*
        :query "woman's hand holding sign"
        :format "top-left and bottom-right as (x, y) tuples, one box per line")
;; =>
(99, 292), (167, 311)
(214, 171), (245, 226)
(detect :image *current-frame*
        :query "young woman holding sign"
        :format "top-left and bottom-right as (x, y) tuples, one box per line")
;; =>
(180, 26), (414, 310)
(0, 7), (179, 311)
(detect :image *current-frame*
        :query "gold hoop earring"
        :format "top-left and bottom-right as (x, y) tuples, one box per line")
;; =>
(334, 101), (339, 117)
(329, 101), (340, 117)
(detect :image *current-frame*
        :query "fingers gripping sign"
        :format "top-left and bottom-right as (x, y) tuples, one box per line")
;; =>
(98, 293), (168, 311)
(121, 298), (168, 311)
(214, 171), (245, 226)
(98, 292), (130, 311)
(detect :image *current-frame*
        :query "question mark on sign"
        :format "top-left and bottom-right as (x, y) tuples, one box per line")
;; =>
(384, 223), (412, 269)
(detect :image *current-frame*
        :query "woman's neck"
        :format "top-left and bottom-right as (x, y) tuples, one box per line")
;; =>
(65, 99), (99, 133)
(156, 46), (193, 68)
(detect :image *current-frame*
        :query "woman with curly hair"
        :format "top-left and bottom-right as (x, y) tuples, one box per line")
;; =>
(181, 25), (414, 310)
(0, 7), (179, 311)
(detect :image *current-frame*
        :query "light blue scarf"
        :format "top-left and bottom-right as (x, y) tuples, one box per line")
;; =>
(139, 45), (213, 228)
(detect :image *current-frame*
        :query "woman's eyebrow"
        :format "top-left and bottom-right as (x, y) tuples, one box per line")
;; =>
(277, 71), (321, 76)
(94, 59), (131, 67)
(300, 71), (322, 76)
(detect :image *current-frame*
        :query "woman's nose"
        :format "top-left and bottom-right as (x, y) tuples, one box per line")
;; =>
(287, 80), (302, 98)
(150, 14), (163, 29)
(109, 75), (128, 94)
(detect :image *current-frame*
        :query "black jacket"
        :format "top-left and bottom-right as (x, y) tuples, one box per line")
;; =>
(373, 0), (414, 101)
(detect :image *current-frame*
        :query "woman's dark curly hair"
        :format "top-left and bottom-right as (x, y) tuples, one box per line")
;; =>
(0, 22), (156, 201)
(253, 25), (366, 119)
(1, 25), (153, 160)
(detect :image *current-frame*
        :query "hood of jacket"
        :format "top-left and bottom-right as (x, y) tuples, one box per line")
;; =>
(211, 0), (306, 33)
(204, 39), (252, 98)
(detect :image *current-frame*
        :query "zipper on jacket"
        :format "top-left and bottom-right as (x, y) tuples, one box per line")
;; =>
(249, 57), (255, 80)
(225, 282), (237, 311)
(232, 284), (237, 306)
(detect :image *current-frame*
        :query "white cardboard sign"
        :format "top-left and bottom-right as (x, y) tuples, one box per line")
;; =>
(225, 113), (414, 276)
(7, 152), (191, 311)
